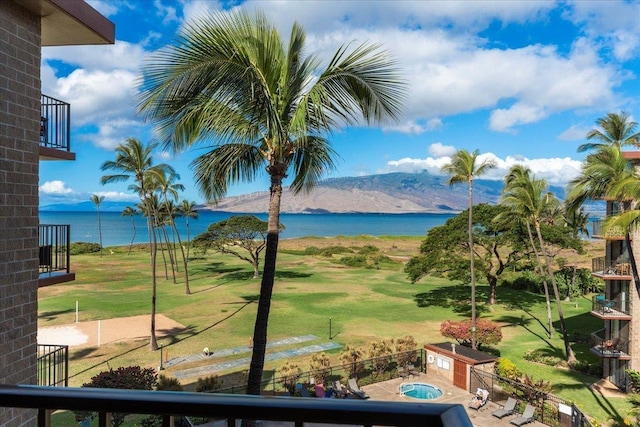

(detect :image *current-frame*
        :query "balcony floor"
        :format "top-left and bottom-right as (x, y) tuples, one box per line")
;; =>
(590, 309), (632, 321)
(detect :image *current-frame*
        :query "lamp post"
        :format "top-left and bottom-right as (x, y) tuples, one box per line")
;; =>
(329, 317), (332, 340)
(159, 344), (164, 370)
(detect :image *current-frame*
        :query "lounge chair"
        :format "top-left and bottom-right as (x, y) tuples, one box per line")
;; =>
(468, 388), (489, 410)
(333, 380), (348, 398)
(510, 404), (536, 426)
(492, 397), (517, 419)
(347, 378), (370, 399)
(397, 366), (409, 379)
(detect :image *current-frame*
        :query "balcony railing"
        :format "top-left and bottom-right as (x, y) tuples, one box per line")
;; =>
(37, 345), (68, 387)
(0, 385), (473, 427)
(591, 219), (626, 239)
(590, 329), (630, 359)
(39, 224), (73, 286)
(591, 294), (632, 317)
(591, 257), (632, 279)
(41, 93), (70, 151)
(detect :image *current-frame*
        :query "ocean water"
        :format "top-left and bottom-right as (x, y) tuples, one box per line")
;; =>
(39, 211), (456, 248)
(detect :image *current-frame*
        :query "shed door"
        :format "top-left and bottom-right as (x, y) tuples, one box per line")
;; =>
(453, 359), (467, 390)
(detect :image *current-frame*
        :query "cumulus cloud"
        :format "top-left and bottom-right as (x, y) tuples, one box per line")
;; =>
(40, 180), (73, 195)
(383, 144), (582, 186)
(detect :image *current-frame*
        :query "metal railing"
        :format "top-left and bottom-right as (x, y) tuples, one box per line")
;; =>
(590, 329), (629, 357)
(40, 93), (70, 151)
(0, 385), (473, 427)
(37, 345), (68, 387)
(591, 294), (631, 316)
(591, 257), (631, 278)
(591, 219), (625, 238)
(38, 224), (71, 275)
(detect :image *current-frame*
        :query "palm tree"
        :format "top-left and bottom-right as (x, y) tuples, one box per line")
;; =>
(100, 138), (174, 351)
(90, 193), (105, 257)
(155, 170), (191, 294)
(501, 175), (576, 362)
(122, 206), (138, 255)
(577, 111), (640, 152)
(500, 165), (553, 338)
(178, 199), (199, 262)
(440, 149), (496, 350)
(137, 9), (406, 395)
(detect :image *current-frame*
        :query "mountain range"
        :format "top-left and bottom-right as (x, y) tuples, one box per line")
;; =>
(40, 171), (566, 214)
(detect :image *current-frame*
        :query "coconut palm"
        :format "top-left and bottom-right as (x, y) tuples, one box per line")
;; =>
(90, 193), (105, 257)
(577, 111), (640, 152)
(440, 149), (496, 350)
(178, 199), (199, 262)
(122, 206), (138, 255)
(501, 174), (576, 362)
(137, 9), (405, 394)
(100, 138), (174, 351)
(500, 165), (554, 338)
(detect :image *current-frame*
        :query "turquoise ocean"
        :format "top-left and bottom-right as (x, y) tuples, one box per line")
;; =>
(39, 211), (456, 248)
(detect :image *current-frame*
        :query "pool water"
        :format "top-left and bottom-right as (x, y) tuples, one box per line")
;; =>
(399, 383), (443, 400)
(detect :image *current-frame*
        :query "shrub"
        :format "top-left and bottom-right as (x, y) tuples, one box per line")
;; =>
(309, 353), (331, 385)
(157, 375), (183, 391)
(339, 345), (365, 379)
(440, 318), (502, 348)
(523, 349), (567, 368)
(495, 358), (522, 381)
(571, 360), (603, 378)
(508, 270), (544, 293)
(69, 242), (101, 255)
(358, 245), (379, 254)
(278, 362), (303, 395)
(395, 335), (417, 368)
(304, 246), (322, 255)
(320, 246), (354, 257)
(368, 339), (394, 379)
(195, 375), (222, 393)
(338, 254), (369, 268)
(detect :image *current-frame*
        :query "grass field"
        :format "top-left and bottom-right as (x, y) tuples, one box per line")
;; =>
(38, 235), (632, 425)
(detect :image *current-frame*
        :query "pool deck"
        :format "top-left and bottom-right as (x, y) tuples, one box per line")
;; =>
(361, 372), (546, 427)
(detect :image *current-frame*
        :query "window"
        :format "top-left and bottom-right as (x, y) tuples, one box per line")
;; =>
(436, 357), (450, 370)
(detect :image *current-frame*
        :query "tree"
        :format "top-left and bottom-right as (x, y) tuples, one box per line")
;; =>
(500, 165), (554, 338)
(121, 206), (138, 255)
(194, 215), (274, 279)
(405, 204), (523, 306)
(367, 338), (394, 379)
(277, 362), (303, 396)
(394, 335), (417, 369)
(577, 111), (640, 152)
(100, 138), (174, 351)
(441, 149), (496, 350)
(138, 9), (405, 395)
(178, 199), (199, 262)
(501, 174), (576, 363)
(90, 193), (105, 257)
(440, 319), (502, 349)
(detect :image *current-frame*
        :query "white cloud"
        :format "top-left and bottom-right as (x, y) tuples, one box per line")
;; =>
(383, 151), (583, 186)
(428, 142), (456, 157)
(92, 191), (138, 202)
(40, 180), (73, 195)
(558, 125), (591, 141)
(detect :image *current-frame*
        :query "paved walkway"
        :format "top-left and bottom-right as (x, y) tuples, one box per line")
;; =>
(172, 337), (342, 380)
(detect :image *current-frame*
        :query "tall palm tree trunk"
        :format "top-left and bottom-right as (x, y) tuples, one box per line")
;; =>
(146, 207), (159, 351)
(468, 181), (477, 350)
(535, 221), (575, 362)
(247, 172), (284, 396)
(526, 221), (553, 338)
(97, 208), (103, 257)
(128, 216), (136, 255)
(170, 220), (191, 294)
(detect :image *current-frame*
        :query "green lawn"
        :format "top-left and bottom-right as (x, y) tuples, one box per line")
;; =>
(39, 237), (631, 425)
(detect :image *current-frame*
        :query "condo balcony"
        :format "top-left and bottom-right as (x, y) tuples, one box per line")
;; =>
(39, 224), (75, 287)
(590, 219), (628, 240)
(40, 93), (74, 160)
(590, 329), (631, 360)
(0, 385), (472, 427)
(590, 294), (632, 320)
(591, 256), (632, 280)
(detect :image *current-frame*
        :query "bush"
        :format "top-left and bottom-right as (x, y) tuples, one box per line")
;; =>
(508, 270), (544, 293)
(440, 318), (502, 348)
(320, 246), (354, 257)
(495, 358), (522, 381)
(69, 242), (101, 255)
(157, 375), (183, 391)
(195, 375), (222, 393)
(357, 245), (379, 255)
(523, 349), (568, 368)
(338, 255), (369, 268)
(304, 246), (322, 255)
(571, 360), (603, 378)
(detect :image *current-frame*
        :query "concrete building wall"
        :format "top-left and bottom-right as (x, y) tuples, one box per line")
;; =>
(629, 228), (640, 372)
(0, 1), (41, 425)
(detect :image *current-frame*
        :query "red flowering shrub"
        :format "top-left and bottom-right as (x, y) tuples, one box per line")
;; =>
(440, 319), (502, 347)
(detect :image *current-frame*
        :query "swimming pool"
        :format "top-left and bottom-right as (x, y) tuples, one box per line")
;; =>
(399, 382), (443, 400)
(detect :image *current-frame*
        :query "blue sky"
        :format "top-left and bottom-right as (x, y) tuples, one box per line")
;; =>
(39, 0), (640, 207)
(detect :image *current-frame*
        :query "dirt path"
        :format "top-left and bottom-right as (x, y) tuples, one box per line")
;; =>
(38, 314), (188, 348)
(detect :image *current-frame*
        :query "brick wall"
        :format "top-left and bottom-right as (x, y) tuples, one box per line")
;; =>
(0, 1), (41, 425)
